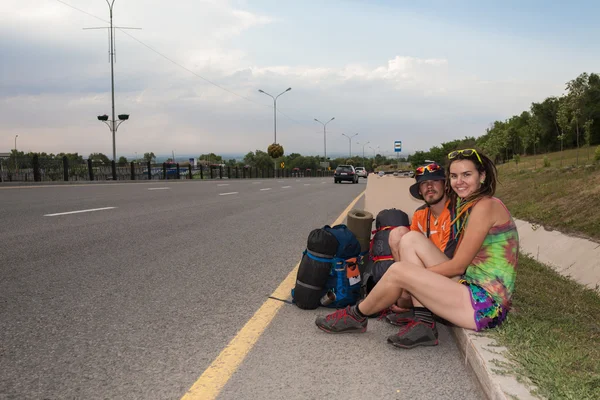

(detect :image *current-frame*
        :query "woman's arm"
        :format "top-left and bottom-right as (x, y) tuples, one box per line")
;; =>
(427, 197), (497, 277)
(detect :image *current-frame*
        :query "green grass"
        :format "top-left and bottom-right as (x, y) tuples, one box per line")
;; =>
(495, 148), (600, 241)
(488, 254), (600, 400)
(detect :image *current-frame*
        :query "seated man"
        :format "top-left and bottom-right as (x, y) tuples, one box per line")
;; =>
(385, 163), (457, 323)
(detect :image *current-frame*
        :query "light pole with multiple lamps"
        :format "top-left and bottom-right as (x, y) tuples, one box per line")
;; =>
(86, 0), (139, 162)
(314, 117), (334, 165)
(14, 134), (18, 170)
(258, 87), (292, 144)
(97, 113), (129, 162)
(341, 133), (358, 158)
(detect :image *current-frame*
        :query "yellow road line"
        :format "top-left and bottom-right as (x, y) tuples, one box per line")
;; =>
(181, 189), (366, 400)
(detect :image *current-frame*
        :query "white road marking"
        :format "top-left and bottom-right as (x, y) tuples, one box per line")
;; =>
(277, 180), (284, 183)
(217, 184), (230, 186)
(321, 181), (326, 184)
(253, 182), (263, 184)
(260, 188), (272, 191)
(304, 183), (311, 186)
(44, 207), (116, 217)
(281, 186), (291, 189)
(219, 192), (239, 196)
(148, 187), (170, 190)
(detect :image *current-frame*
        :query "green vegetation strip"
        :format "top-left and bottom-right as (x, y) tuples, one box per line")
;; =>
(495, 148), (600, 242)
(488, 254), (600, 400)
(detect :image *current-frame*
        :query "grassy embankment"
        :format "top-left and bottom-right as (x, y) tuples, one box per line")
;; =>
(473, 148), (600, 399)
(491, 148), (600, 399)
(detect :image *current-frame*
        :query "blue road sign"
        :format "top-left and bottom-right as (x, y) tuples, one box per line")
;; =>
(394, 141), (402, 152)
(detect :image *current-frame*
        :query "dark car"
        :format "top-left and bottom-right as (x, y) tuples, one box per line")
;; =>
(334, 165), (358, 184)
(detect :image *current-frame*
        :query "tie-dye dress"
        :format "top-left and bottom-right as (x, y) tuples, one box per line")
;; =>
(459, 198), (519, 331)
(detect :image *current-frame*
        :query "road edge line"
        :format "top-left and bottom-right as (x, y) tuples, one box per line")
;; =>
(181, 189), (366, 400)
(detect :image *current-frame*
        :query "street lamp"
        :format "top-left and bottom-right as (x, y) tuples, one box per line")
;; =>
(341, 133), (358, 158)
(314, 117), (335, 163)
(14, 134), (18, 170)
(86, 1), (139, 162)
(358, 141), (370, 166)
(97, 114), (130, 162)
(258, 87), (292, 144)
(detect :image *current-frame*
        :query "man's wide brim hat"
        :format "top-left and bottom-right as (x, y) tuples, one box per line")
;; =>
(409, 166), (446, 200)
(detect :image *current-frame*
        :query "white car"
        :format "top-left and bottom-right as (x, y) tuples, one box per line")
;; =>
(355, 167), (367, 178)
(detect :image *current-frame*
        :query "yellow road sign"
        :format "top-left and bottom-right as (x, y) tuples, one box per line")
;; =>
(280, 162), (285, 169)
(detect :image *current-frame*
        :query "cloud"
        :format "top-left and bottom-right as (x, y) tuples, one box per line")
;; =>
(0, 1), (572, 157)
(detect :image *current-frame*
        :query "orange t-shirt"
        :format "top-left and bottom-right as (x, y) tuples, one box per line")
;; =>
(410, 200), (457, 258)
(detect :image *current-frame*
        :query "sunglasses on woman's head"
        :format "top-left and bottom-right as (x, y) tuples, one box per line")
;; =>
(415, 163), (441, 176)
(447, 149), (483, 165)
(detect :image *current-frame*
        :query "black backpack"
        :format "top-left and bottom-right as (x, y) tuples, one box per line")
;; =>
(292, 224), (362, 309)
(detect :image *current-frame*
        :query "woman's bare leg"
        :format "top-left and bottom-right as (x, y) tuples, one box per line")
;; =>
(393, 230), (450, 309)
(399, 231), (449, 267)
(359, 262), (476, 329)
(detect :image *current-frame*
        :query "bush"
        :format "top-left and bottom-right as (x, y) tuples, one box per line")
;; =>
(543, 156), (551, 168)
(594, 145), (600, 162)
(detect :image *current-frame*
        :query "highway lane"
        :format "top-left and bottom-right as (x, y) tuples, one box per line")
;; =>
(0, 178), (366, 398)
(0, 177), (482, 399)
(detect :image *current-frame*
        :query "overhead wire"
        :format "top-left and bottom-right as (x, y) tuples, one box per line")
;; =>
(55, 0), (318, 129)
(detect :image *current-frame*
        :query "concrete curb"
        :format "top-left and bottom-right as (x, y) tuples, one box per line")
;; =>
(451, 327), (541, 400)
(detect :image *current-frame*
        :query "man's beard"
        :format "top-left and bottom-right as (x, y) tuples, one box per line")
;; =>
(424, 191), (444, 206)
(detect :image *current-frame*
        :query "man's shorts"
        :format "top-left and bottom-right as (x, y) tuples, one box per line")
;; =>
(459, 280), (507, 331)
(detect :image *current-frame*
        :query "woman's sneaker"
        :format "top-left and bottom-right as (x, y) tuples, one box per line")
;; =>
(315, 306), (368, 333)
(387, 320), (439, 349)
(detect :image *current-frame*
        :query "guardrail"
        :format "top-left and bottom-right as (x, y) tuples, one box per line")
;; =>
(0, 155), (334, 182)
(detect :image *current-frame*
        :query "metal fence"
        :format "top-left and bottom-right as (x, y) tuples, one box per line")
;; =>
(0, 155), (333, 183)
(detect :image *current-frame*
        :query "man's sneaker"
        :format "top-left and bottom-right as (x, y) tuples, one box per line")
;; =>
(385, 309), (415, 326)
(387, 320), (439, 349)
(315, 306), (368, 334)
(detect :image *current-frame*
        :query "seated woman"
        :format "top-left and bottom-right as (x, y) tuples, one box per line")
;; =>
(315, 149), (519, 349)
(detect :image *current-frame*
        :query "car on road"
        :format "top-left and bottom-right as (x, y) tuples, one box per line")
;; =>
(334, 165), (358, 184)
(355, 167), (367, 179)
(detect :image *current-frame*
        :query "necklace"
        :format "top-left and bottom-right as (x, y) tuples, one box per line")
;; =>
(431, 211), (439, 226)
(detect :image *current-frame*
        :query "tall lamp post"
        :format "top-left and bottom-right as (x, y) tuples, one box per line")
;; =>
(86, 0), (139, 162)
(258, 87), (292, 144)
(341, 133), (358, 158)
(358, 141), (370, 167)
(14, 134), (18, 170)
(314, 117), (335, 164)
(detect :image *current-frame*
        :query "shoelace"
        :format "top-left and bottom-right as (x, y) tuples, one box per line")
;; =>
(377, 307), (393, 321)
(325, 307), (350, 322)
(395, 319), (419, 336)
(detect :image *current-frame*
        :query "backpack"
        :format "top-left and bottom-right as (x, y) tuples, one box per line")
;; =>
(361, 209), (409, 297)
(292, 224), (363, 309)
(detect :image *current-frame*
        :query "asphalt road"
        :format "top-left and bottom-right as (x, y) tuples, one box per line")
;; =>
(0, 178), (483, 399)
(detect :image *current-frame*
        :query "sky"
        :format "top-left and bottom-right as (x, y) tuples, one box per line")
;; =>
(2, 0), (600, 160)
